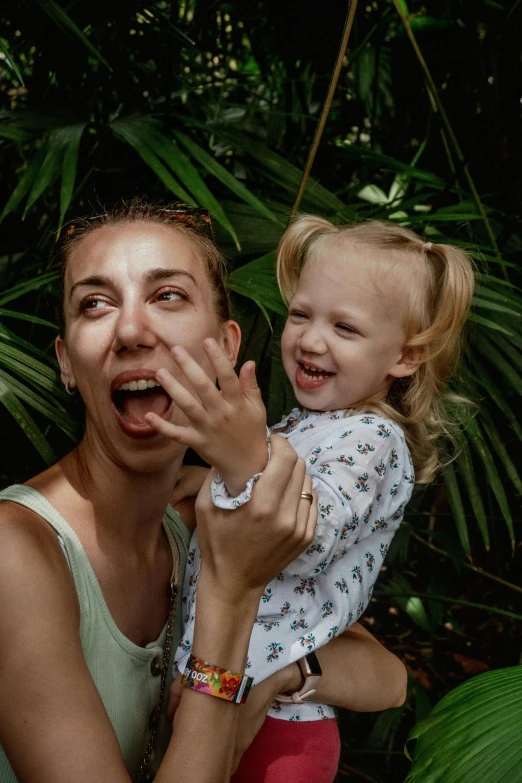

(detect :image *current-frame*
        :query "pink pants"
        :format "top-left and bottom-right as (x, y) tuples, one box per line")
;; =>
(231, 716), (340, 783)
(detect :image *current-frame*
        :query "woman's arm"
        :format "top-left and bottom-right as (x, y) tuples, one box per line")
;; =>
(232, 622), (406, 766)
(158, 439), (317, 783)
(0, 438), (316, 783)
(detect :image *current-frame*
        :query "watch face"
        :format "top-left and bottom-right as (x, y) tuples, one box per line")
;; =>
(301, 651), (322, 677)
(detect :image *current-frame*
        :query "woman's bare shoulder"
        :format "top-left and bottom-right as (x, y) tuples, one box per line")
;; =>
(0, 487), (77, 606)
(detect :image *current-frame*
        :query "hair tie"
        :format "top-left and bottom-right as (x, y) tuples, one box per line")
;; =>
(422, 242), (433, 252)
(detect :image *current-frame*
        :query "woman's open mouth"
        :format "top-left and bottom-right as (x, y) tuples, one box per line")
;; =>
(111, 372), (173, 438)
(296, 362), (335, 390)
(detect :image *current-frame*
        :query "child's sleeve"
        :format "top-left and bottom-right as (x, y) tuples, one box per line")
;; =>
(241, 415), (415, 682)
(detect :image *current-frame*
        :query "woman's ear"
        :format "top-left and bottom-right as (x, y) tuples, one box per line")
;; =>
(389, 345), (424, 379)
(55, 336), (77, 389)
(220, 320), (242, 366)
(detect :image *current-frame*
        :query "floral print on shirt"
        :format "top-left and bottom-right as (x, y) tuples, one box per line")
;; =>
(175, 409), (414, 722)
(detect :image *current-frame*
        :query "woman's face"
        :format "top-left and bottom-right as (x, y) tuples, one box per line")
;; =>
(56, 222), (240, 472)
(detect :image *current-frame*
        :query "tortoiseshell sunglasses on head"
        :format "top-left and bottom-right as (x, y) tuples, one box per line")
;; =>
(64, 205), (214, 241)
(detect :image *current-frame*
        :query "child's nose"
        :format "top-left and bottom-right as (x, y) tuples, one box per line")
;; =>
(298, 325), (327, 354)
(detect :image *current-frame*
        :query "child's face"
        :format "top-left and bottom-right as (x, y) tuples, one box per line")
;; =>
(281, 244), (413, 412)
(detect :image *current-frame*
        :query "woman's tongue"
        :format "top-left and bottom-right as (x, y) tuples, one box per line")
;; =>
(120, 388), (170, 426)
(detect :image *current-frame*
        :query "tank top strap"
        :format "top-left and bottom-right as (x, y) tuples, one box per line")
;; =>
(0, 484), (82, 542)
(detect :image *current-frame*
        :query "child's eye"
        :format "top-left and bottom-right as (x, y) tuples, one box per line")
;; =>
(337, 323), (357, 335)
(289, 310), (308, 320)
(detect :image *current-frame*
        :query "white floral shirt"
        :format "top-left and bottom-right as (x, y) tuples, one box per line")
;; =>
(175, 409), (414, 721)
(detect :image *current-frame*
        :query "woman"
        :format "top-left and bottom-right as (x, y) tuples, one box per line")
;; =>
(0, 202), (406, 783)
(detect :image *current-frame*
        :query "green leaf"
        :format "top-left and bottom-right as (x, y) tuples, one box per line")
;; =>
(0, 145), (47, 222)
(22, 133), (64, 218)
(0, 308), (57, 329)
(456, 441), (489, 549)
(173, 130), (284, 227)
(474, 332), (522, 396)
(469, 313), (513, 336)
(0, 376), (56, 464)
(59, 123), (86, 228)
(465, 419), (515, 546)
(0, 37), (25, 85)
(152, 132), (241, 249)
(227, 252), (287, 317)
(0, 271), (58, 306)
(34, 0), (112, 71)
(443, 462), (471, 556)
(469, 358), (522, 441)
(481, 418), (522, 496)
(406, 667), (522, 783)
(0, 368), (76, 438)
(189, 121), (348, 214)
(111, 117), (193, 203)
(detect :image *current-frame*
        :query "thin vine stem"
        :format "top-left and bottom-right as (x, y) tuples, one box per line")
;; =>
(291, 0), (359, 218)
(391, 0), (508, 280)
(412, 532), (522, 596)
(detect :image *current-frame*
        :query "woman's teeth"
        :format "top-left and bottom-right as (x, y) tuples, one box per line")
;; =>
(117, 379), (162, 391)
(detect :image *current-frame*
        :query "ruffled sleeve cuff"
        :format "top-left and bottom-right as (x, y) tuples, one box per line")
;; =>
(210, 428), (272, 509)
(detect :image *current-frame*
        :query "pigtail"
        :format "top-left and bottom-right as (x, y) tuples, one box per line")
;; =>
(409, 244), (475, 372)
(381, 242), (475, 483)
(277, 215), (337, 303)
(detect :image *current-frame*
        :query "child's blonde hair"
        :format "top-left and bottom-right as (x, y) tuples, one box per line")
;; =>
(277, 216), (475, 484)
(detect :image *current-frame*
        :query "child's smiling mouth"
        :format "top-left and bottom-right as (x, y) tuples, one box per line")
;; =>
(296, 362), (335, 390)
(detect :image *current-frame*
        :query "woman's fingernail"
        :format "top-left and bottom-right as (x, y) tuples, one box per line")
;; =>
(172, 346), (183, 358)
(204, 338), (217, 351)
(156, 368), (168, 381)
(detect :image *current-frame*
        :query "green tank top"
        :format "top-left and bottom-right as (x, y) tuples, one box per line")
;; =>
(0, 485), (191, 782)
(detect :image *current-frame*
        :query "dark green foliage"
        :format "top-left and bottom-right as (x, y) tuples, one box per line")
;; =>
(1, 2), (521, 780)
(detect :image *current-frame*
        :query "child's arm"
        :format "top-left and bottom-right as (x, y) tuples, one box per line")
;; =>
(230, 415), (415, 685)
(146, 339), (268, 497)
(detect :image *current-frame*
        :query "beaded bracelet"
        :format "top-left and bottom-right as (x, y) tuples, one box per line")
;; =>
(181, 654), (254, 704)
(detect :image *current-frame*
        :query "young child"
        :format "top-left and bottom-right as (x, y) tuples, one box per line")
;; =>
(147, 217), (474, 782)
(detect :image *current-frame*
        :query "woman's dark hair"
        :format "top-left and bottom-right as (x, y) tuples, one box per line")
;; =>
(57, 199), (231, 335)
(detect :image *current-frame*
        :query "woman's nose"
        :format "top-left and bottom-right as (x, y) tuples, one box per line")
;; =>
(112, 302), (157, 354)
(298, 324), (327, 354)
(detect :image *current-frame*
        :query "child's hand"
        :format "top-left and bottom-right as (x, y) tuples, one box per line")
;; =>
(146, 338), (268, 497)
(170, 465), (210, 506)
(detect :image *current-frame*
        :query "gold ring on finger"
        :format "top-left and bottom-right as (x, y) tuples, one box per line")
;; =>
(300, 492), (314, 503)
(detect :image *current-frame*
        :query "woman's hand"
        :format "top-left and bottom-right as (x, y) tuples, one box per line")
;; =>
(146, 339), (269, 497)
(195, 434), (317, 603)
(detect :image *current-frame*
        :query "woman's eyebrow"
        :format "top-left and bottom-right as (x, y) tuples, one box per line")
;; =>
(69, 275), (111, 300)
(145, 268), (198, 286)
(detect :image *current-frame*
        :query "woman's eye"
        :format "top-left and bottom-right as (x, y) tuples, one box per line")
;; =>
(80, 297), (110, 311)
(156, 289), (186, 302)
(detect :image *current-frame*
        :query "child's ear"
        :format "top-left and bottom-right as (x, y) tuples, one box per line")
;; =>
(220, 320), (242, 366)
(389, 345), (424, 379)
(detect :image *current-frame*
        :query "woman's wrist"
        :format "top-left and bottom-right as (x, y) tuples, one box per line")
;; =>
(192, 568), (262, 673)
